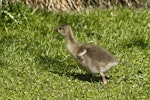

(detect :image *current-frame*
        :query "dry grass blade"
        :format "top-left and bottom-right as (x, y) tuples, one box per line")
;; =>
(2, 0), (143, 11)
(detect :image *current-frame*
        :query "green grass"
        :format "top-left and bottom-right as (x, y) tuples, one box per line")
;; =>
(0, 3), (150, 99)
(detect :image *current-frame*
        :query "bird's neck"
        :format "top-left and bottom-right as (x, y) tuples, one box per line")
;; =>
(65, 32), (81, 58)
(65, 32), (78, 44)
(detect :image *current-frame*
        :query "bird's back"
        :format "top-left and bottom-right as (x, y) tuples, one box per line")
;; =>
(82, 44), (118, 64)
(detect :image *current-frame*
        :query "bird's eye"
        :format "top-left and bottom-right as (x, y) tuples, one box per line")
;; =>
(59, 27), (64, 30)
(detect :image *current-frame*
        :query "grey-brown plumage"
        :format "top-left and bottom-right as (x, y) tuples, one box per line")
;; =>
(55, 24), (118, 84)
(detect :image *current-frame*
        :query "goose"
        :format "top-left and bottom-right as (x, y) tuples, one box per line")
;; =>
(55, 24), (118, 84)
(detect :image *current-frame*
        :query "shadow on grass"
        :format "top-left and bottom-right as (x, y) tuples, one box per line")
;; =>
(49, 70), (110, 83)
(38, 55), (112, 82)
(69, 73), (101, 82)
(38, 55), (66, 70)
(0, 60), (5, 66)
(123, 37), (149, 49)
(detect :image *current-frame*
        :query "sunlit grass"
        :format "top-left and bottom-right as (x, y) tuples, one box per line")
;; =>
(0, 3), (150, 99)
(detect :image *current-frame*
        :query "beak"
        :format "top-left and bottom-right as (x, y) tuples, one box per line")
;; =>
(54, 28), (58, 32)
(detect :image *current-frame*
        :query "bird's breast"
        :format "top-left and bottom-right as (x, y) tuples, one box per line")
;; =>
(67, 43), (79, 58)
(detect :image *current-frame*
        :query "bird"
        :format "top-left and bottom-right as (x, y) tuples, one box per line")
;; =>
(55, 24), (118, 84)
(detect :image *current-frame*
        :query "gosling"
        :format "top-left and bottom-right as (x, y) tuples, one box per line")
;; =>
(55, 24), (118, 84)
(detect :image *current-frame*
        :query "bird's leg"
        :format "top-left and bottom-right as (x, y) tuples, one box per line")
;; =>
(100, 72), (107, 84)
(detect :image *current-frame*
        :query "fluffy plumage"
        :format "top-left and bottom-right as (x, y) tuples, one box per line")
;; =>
(55, 24), (118, 84)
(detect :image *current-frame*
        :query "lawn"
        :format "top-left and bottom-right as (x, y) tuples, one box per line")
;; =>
(0, 3), (150, 99)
